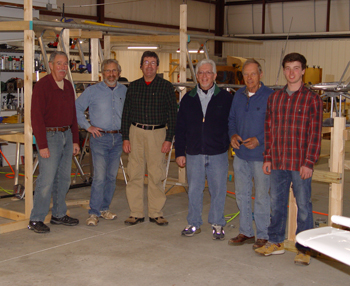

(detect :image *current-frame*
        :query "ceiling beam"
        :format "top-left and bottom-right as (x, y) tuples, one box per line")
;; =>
(225, 0), (310, 5)
(39, 11), (215, 34)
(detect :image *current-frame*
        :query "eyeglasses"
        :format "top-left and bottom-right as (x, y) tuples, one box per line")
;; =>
(143, 61), (157, 66)
(104, 69), (118, 73)
(197, 71), (214, 76)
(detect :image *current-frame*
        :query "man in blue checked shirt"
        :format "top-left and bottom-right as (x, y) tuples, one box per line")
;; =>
(76, 59), (127, 226)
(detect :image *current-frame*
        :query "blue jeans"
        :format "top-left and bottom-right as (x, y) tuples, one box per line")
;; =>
(268, 170), (313, 249)
(89, 133), (123, 216)
(30, 130), (73, 221)
(233, 156), (270, 239)
(186, 152), (228, 228)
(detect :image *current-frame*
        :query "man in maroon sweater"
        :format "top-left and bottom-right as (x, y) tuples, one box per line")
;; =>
(29, 51), (80, 233)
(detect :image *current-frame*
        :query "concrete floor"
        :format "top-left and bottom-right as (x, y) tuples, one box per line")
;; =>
(0, 150), (350, 286)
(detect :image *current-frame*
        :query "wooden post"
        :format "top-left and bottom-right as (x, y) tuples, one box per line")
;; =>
(104, 35), (111, 60)
(24, 0), (34, 218)
(91, 38), (99, 81)
(287, 184), (298, 241)
(329, 117), (345, 224)
(178, 3), (187, 184)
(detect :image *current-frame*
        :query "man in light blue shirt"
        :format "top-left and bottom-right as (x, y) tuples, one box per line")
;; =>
(76, 59), (127, 226)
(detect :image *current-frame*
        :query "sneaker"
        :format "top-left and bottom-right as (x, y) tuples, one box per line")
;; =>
(212, 224), (225, 240)
(124, 216), (145, 225)
(86, 214), (99, 226)
(252, 239), (268, 250)
(255, 242), (285, 256)
(181, 225), (201, 237)
(50, 215), (79, 226)
(149, 216), (168, 226)
(294, 251), (311, 266)
(100, 210), (117, 220)
(228, 233), (255, 246)
(28, 221), (50, 233)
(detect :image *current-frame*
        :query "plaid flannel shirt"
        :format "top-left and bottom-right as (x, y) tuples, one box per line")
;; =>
(121, 76), (177, 142)
(263, 84), (323, 171)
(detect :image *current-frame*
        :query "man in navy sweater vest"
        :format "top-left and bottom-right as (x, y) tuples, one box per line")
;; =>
(175, 59), (233, 240)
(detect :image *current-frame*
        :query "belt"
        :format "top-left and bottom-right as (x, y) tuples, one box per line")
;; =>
(46, 126), (70, 132)
(99, 130), (121, 134)
(132, 122), (165, 130)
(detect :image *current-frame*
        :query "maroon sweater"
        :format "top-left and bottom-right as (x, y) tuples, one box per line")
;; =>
(31, 74), (79, 149)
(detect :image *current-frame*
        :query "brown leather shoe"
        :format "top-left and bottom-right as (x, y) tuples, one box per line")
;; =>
(149, 216), (168, 226)
(252, 239), (268, 250)
(124, 216), (145, 225)
(228, 233), (255, 246)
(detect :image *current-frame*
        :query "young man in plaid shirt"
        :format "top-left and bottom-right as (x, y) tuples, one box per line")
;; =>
(255, 53), (323, 265)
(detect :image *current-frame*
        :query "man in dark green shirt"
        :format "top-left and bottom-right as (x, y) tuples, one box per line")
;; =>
(121, 51), (177, 226)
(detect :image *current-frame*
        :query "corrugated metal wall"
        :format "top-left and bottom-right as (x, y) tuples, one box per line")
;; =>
(223, 38), (350, 86)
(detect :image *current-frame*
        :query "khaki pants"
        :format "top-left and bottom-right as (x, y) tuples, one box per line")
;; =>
(126, 124), (167, 218)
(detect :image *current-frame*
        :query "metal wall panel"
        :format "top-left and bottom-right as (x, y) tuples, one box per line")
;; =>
(53, 0), (215, 31)
(223, 39), (350, 86)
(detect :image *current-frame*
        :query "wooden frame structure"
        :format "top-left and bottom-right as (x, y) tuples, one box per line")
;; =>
(0, 2), (347, 236)
(286, 117), (346, 247)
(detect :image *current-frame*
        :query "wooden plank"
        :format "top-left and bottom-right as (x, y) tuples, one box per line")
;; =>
(0, 208), (25, 221)
(284, 239), (298, 253)
(24, 0), (34, 219)
(0, 133), (25, 144)
(0, 220), (30, 234)
(70, 30), (103, 39)
(69, 29), (82, 37)
(72, 73), (93, 81)
(312, 170), (342, 184)
(91, 38), (99, 81)
(0, 21), (31, 31)
(178, 4), (187, 185)
(329, 117), (345, 225)
(344, 159), (350, 170)
(109, 35), (180, 44)
(104, 35), (111, 59)
(165, 185), (186, 195)
(65, 200), (89, 206)
(322, 127), (332, 134)
(287, 184), (297, 242)
(344, 129), (350, 141)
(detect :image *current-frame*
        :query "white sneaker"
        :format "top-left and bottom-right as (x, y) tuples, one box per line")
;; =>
(100, 210), (117, 220)
(86, 214), (99, 226)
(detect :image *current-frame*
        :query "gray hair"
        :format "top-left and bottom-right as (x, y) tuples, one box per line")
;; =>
(242, 58), (262, 74)
(101, 59), (122, 73)
(49, 51), (68, 62)
(196, 58), (217, 75)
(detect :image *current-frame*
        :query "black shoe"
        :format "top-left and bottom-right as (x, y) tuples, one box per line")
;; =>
(50, 215), (79, 226)
(28, 221), (50, 233)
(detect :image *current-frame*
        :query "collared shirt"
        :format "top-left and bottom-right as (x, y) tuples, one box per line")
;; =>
(197, 84), (215, 116)
(31, 74), (79, 149)
(228, 82), (274, 161)
(75, 81), (127, 131)
(121, 76), (177, 142)
(264, 83), (323, 171)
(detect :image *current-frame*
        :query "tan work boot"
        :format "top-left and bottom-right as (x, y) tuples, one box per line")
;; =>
(255, 242), (285, 256)
(86, 214), (99, 226)
(294, 251), (311, 266)
(100, 210), (117, 220)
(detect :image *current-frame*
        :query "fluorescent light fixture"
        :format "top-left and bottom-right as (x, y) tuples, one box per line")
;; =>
(176, 50), (204, 53)
(128, 46), (158, 50)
